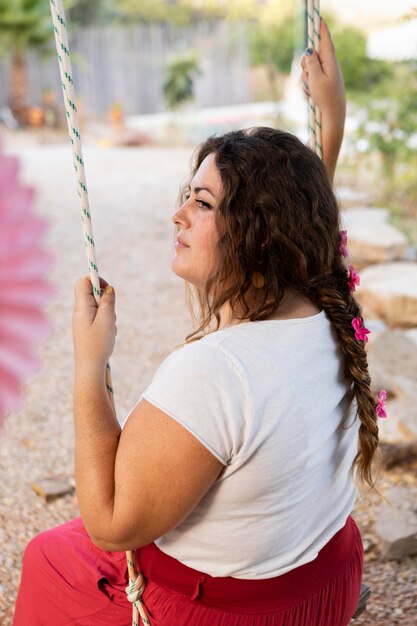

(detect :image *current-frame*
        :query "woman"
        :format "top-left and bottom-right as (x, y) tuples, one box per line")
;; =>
(14, 20), (379, 626)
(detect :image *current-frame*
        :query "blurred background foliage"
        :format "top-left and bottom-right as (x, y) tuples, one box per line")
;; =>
(0, 0), (55, 113)
(0, 0), (416, 236)
(330, 23), (394, 96)
(163, 52), (200, 109)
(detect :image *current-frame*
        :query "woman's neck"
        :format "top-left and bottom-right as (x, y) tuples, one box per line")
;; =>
(218, 290), (321, 329)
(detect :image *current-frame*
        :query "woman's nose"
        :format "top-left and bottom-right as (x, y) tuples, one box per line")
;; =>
(172, 200), (190, 226)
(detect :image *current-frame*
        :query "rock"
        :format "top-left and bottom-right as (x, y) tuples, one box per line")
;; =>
(341, 208), (407, 265)
(362, 534), (377, 552)
(352, 584), (372, 619)
(405, 328), (417, 347)
(404, 245), (417, 262)
(379, 394), (417, 442)
(357, 262), (417, 327)
(336, 187), (371, 209)
(367, 330), (417, 439)
(367, 330), (417, 384)
(374, 486), (417, 559)
(380, 441), (417, 469)
(112, 128), (153, 147)
(390, 378), (417, 439)
(366, 318), (388, 334)
(31, 477), (74, 502)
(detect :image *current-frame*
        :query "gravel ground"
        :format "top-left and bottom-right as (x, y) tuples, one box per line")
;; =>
(353, 465), (417, 626)
(1, 135), (416, 625)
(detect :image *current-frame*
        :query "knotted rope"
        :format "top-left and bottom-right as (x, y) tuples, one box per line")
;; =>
(49, 2), (150, 624)
(126, 552), (151, 626)
(307, 0), (322, 157)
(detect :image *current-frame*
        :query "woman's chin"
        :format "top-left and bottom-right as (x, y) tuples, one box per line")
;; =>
(171, 257), (211, 290)
(171, 258), (192, 283)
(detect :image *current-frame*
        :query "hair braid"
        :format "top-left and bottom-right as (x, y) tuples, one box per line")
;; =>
(307, 270), (380, 488)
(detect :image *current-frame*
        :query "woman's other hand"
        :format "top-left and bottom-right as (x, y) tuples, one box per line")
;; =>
(300, 18), (346, 123)
(72, 275), (117, 370)
(300, 18), (346, 183)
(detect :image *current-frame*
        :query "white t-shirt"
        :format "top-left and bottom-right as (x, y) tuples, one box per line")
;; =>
(141, 310), (359, 579)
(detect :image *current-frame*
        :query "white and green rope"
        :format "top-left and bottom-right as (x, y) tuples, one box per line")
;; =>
(49, 2), (150, 625)
(49, 1), (100, 300)
(307, 0), (322, 158)
(126, 552), (152, 626)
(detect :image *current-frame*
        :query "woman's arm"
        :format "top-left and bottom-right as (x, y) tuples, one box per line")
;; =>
(73, 277), (223, 551)
(300, 19), (346, 184)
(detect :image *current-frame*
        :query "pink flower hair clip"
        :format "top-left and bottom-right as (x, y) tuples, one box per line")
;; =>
(339, 230), (349, 258)
(348, 265), (360, 292)
(351, 317), (371, 342)
(376, 390), (387, 418)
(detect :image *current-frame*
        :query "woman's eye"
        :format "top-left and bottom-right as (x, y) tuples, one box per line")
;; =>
(196, 199), (212, 210)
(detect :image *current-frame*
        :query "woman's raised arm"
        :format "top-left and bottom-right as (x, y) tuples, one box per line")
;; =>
(300, 18), (346, 184)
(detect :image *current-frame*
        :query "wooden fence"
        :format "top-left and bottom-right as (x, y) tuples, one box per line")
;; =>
(0, 21), (252, 117)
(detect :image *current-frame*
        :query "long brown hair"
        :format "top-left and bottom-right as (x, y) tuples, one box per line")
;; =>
(182, 127), (379, 489)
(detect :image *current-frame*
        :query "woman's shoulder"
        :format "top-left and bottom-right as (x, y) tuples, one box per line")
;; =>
(155, 308), (330, 392)
(156, 337), (246, 383)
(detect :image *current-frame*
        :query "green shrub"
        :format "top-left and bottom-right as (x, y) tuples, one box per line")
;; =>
(163, 53), (199, 109)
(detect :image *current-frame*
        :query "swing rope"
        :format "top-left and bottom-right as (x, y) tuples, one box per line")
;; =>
(49, 2), (150, 624)
(307, 0), (322, 157)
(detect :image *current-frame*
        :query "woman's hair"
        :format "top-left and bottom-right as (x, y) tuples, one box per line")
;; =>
(181, 127), (379, 489)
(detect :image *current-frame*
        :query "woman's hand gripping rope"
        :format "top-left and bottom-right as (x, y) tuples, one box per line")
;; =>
(73, 275), (117, 372)
(300, 18), (345, 121)
(300, 18), (346, 182)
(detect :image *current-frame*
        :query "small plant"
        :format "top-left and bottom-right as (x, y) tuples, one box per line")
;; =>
(163, 52), (199, 110)
(357, 64), (417, 181)
(109, 102), (123, 124)
(352, 63), (417, 244)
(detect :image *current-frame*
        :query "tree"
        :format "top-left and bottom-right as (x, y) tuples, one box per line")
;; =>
(250, 14), (295, 75)
(67, 0), (115, 26)
(330, 22), (393, 96)
(113, 0), (194, 25)
(0, 0), (58, 121)
(249, 13), (295, 100)
(163, 52), (199, 109)
(113, 0), (289, 25)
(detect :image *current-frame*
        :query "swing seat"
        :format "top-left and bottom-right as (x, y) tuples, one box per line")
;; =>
(352, 584), (371, 620)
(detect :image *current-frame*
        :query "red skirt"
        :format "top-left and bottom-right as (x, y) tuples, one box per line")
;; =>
(13, 516), (363, 626)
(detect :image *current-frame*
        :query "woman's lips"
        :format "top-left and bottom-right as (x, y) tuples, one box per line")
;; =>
(175, 238), (190, 248)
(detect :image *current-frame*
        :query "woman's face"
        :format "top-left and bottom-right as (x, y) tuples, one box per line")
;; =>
(171, 153), (223, 289)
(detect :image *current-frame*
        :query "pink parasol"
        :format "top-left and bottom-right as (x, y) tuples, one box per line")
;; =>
(0, 146), (54, 426)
